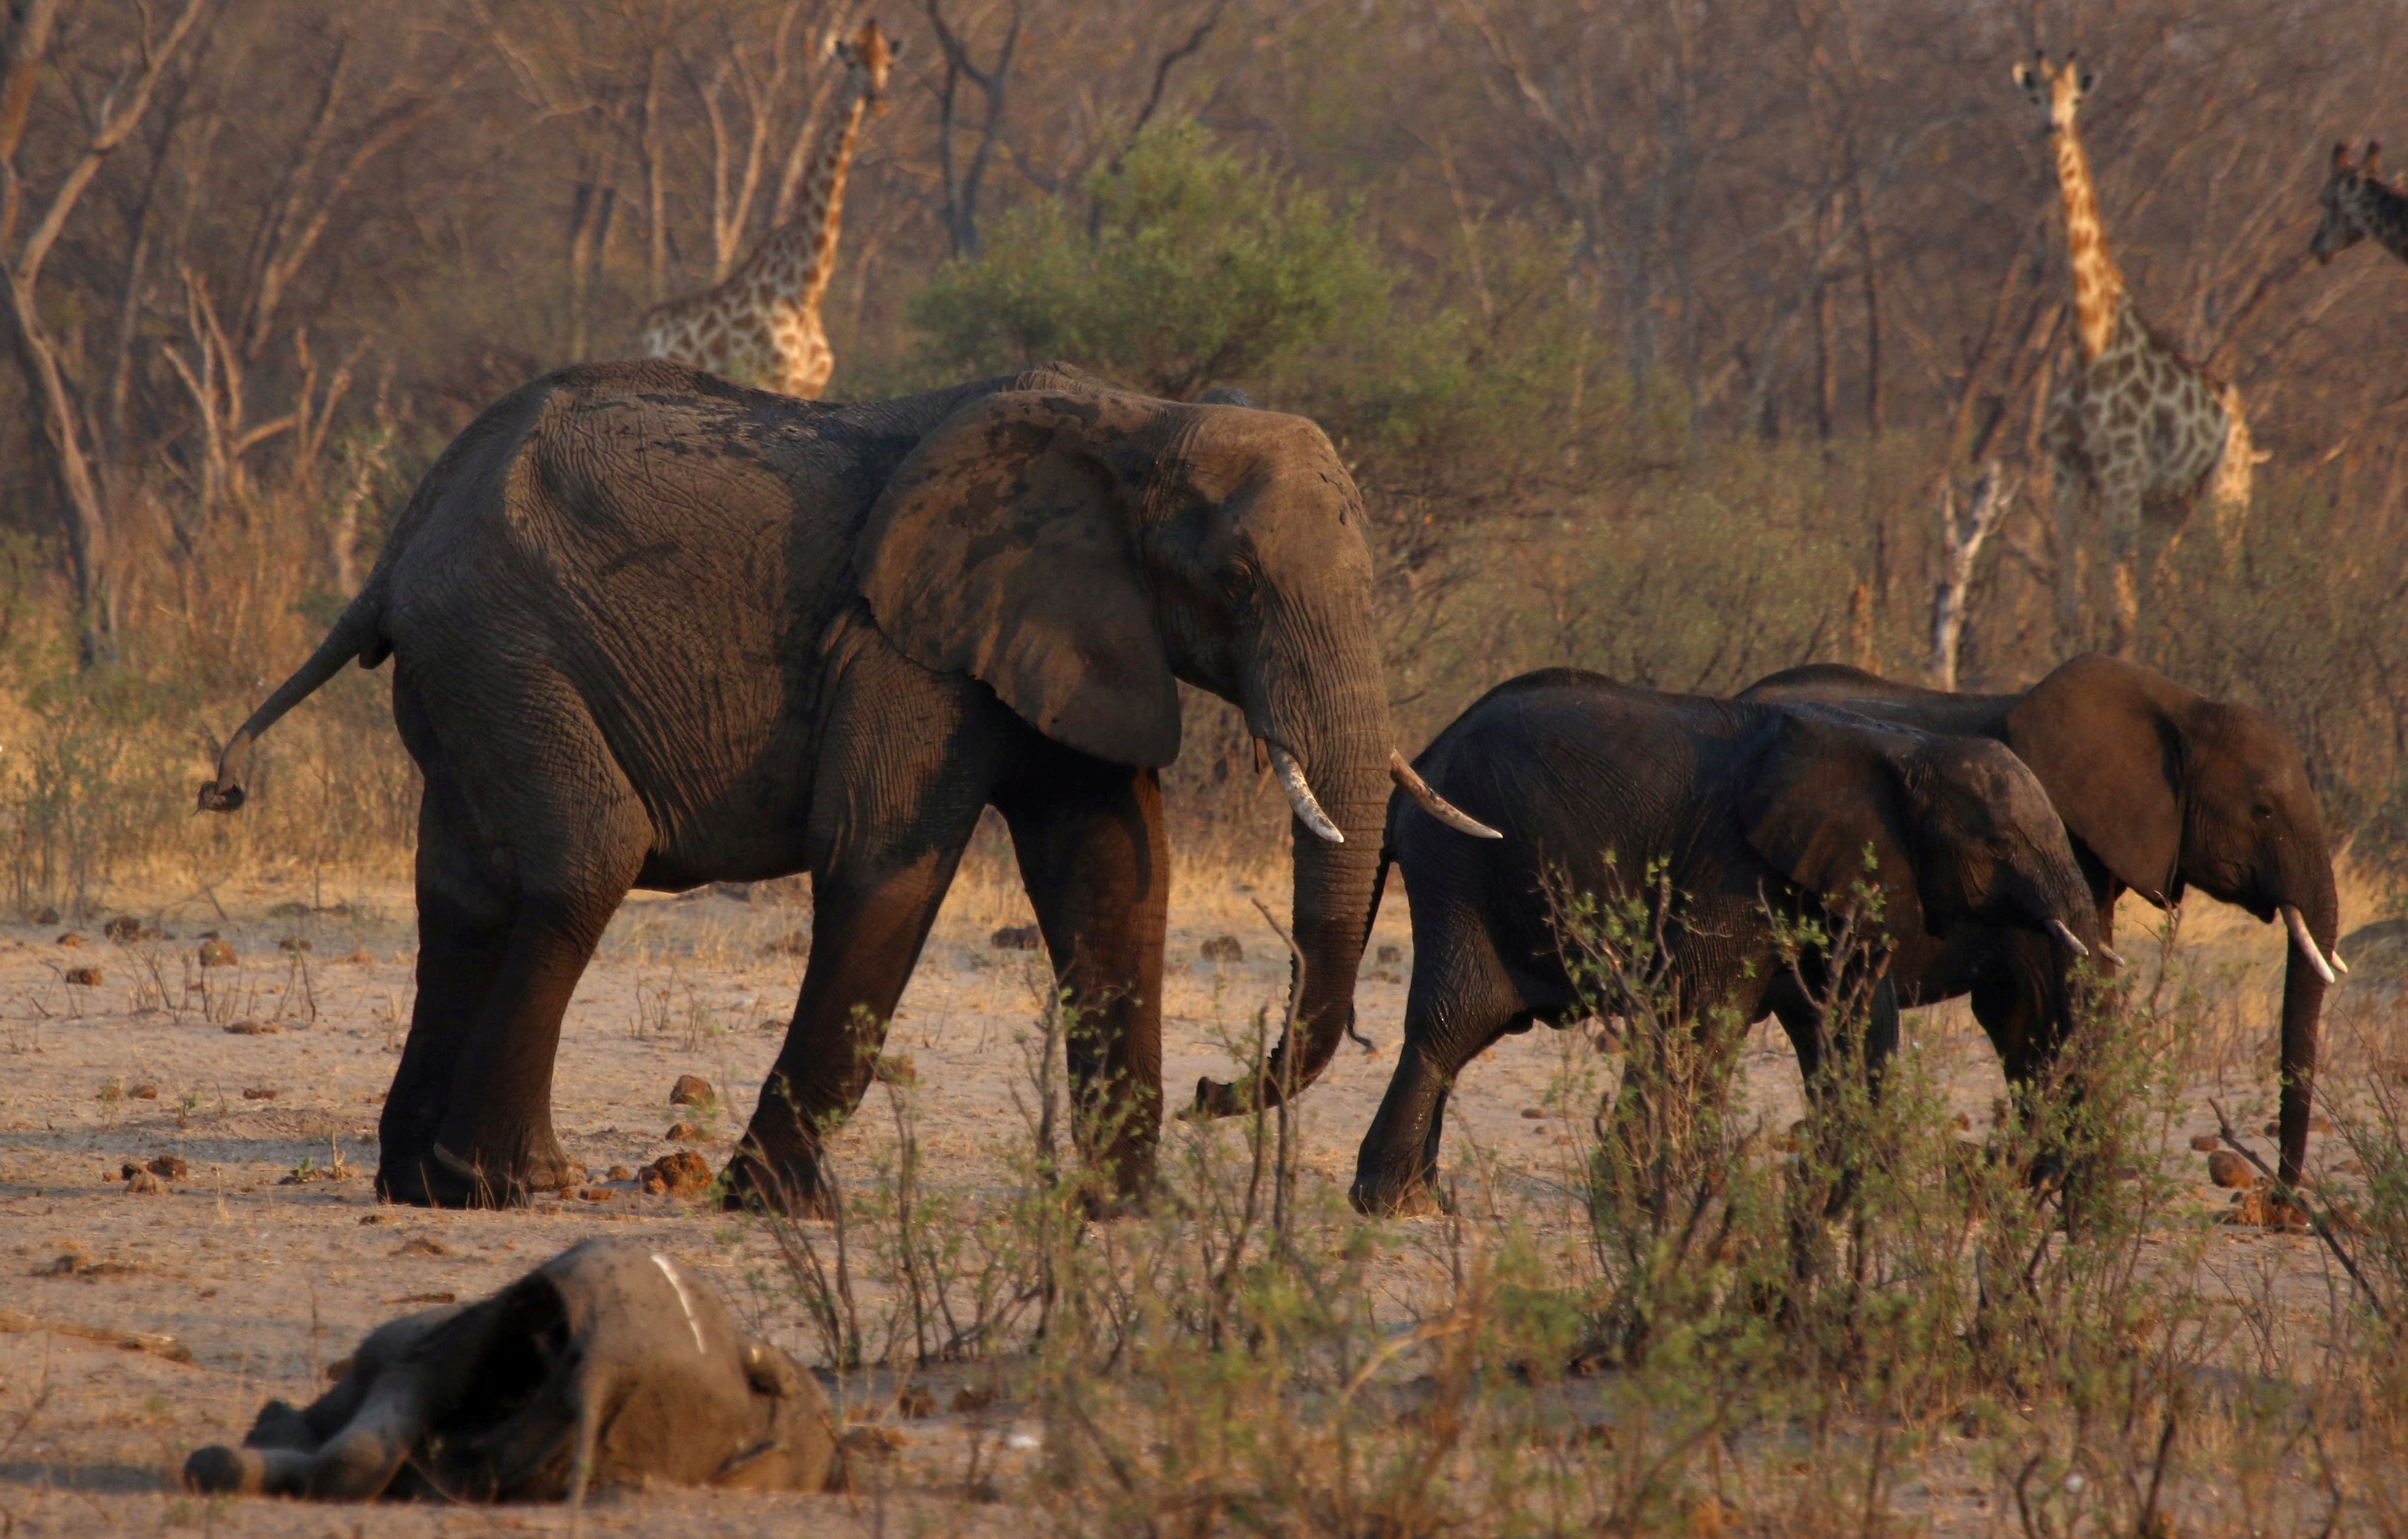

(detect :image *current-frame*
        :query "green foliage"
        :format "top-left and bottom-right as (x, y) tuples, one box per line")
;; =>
(910, 123), (1389, 400)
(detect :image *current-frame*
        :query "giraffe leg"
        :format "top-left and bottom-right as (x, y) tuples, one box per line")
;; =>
(2050, 452), (2087, 655)
(2098, 468), (2147, 658)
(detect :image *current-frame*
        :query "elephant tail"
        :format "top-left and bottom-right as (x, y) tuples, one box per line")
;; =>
(196, 575), (391, 814)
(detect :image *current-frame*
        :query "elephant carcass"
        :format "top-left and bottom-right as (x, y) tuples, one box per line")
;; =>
(183, 1238), (835, 1501)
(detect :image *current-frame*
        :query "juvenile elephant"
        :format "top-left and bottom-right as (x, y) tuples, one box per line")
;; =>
(1349, 671), (2101, 1218)
(183, 1239), (834, 1501)
(199, 360), (1489, 1213)
(1740, 654), (2343, 1187)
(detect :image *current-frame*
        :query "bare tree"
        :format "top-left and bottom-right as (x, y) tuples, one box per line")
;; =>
(1929, 461), (2014, 690)
(922, 0), (1025, 257)
(1, 0), (212, 664)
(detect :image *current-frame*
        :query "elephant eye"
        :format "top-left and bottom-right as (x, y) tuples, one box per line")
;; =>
(2250, 803), (2273, 822)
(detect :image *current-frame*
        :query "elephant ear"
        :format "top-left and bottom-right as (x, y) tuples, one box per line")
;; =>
(1740, 711), (1925, 940)
(2003, 655), (2182, 904)
(855, 391), (1181, 768)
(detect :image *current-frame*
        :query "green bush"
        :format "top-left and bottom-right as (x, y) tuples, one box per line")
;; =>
(911, 123), (1389, 400)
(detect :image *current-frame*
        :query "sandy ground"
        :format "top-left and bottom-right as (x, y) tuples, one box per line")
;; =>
(0, 831), (2388, 1535)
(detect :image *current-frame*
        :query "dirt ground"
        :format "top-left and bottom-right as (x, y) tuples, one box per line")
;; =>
(0, 833), (2384, 1536)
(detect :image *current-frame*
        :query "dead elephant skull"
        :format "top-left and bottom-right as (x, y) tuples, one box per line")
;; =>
(184, 1238), (835, 1501)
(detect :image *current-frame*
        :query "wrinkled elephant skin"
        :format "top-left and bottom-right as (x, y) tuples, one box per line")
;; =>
(1351, 672), (2100, 1217)
(1741, 653), (2340, 1189)
(183, 1238), (835, 1501)
(198, 361), (1403, 1215)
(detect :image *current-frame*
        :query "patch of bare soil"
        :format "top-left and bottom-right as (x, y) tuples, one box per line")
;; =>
(0, 856), (2377, 1535)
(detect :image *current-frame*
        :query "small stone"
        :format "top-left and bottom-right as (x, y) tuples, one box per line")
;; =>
(577, 1186), (613, 1202)
(56, 933), (82, 947)
(665, 1121), (701, 1143)
(147, 1155), (188, 1180)
(357, 1213), (385, 1225)
(872, 1052), (916, 1087)
(129, 1084), (157, 1100)
(103, 916), (142, 941)
(2207, 1150), (2256, 1189)
(668, 1074), (715, 1107)
(991, 924), (1041, 951)
(896, 1384), (938, 1418)
(1199, 934), (1244, 963)
(1952, 1113), (1973, 1132)
(606, 1164), (632, 1182)
(951, 1385), (1000, 1414)
(224, 1020), (279, 1036)
(1376, 944), (1402, 963)
(1520, 1107), (1547, 1120)
(196, 940), (237, 968)
(391, 1236), (451, 1257)
(241, 1087), (280, 1101)
(63, 967), (101, 986)
(639, 1149), (712, 1195)
(277, 937), (311, 953)
(124, 1170), (166, 1195)
(2190, 1134), (2220, 1152)
(32, 906), (60, 924)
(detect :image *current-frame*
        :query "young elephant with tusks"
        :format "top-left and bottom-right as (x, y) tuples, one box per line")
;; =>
(183, 1239), (836, 1501)
(1348, 672), (2103, 1218)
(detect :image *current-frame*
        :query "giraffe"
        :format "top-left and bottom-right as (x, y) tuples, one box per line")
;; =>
(632, 19), (893, 399)
(2013, 52), (2262, 657)
(2312, 141), (2408, 268)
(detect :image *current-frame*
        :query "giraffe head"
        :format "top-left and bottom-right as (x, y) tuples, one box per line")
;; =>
(2312, 140), (2384, 264)
(835, 19), (897, 117)
(2012, 51), (2094, 137)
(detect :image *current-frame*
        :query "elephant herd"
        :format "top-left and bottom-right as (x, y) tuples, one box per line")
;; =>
(202, 358), (2343, 1222)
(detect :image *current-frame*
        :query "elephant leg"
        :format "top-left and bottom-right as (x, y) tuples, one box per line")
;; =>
(396, 668), (651, 1209)
(723, 651), (1001, 1217)
(377, 704), (523, 1203)
(1351, 903), (1520, 1217)
(724, 838), (980, 1216)
(996, 744), (1169, 1213)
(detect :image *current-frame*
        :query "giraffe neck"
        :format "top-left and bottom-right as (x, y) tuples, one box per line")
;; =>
(2350, 175), (2408, 262)
(758, 88), (870, 317)
(2051, 125), (2128, 360)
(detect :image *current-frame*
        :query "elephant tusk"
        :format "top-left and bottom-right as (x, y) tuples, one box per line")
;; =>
(2282, 905), (2337, 985)
(2045, 919), (2089, 958)
(1388, 750), (1503, 839)
(2097, 943), (2127, 967)
(1269, 744), (1344, 844)
(2332, 949), (2348, 974)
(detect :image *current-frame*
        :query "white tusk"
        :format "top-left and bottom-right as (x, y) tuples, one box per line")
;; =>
(651, 1253), (709, 1356)
(1270, 745), (1344, 844)
(2097, 943), (2127, 967)
(2282, 905), (2337, 985)
(2331, 949), (2348, 974)
(1388, 750), (1503, 839)
(2046, 918), (2089, 958)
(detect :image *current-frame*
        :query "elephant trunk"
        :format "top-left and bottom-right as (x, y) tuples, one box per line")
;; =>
(2271, 856), (2338, 1192)
(1191, 621), (1389, 1118)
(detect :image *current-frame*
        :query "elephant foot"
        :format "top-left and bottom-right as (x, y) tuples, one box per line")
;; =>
(375, 1137), (573, 1209)
(1075, 1163), (1161, 1222)
(717, 1146), (836, 1220)
(1349, 1174), (1451, 1218)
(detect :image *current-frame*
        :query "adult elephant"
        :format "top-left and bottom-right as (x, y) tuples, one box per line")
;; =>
(1740, 654), (2342, 1189)
(1349, 671), (2103, 1217)
(197, 360), (1490, 1213)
